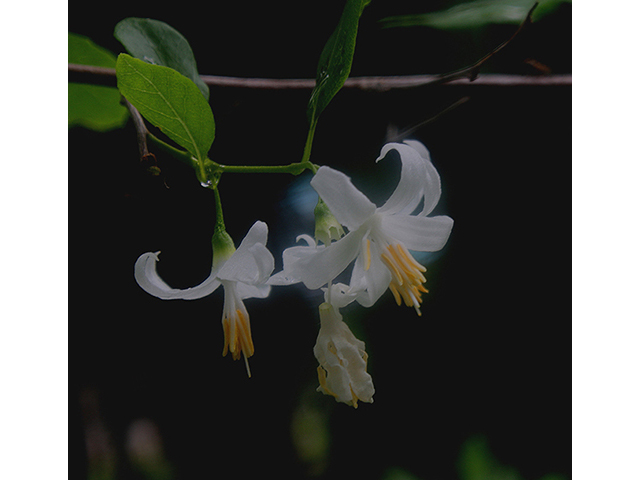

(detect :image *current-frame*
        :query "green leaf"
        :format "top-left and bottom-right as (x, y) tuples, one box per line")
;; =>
(116, 54), (215, 163)
(114, 18), (209, 100)
(68, 33), (128, 131)
(307, 0), (370, 124)
(380, 0), (570, 30)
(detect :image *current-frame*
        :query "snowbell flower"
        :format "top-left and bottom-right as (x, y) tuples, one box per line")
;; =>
(313, 283), (374, 408)
(134, 221), (274, 376)
(273, 141), (453, 315)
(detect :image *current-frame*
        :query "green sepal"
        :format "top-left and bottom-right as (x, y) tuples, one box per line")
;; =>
(314, 198), (345, 246)
(211, 227), (236, 269)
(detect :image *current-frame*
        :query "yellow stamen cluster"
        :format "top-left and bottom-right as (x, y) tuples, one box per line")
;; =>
(379, 243), (428, 316)
(222, 309), (255, 377)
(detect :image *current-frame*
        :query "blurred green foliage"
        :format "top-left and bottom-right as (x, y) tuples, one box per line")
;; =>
(380, 0), (571, 30)
(68, 33), (128, 131)
(457, 435), (568, 480)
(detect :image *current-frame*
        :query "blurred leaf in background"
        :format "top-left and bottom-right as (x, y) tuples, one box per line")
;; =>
(457, 435), (569, 480)
(380, 0), (571, 30)
(382, 466), (424, 480)
(68, 33), (129, 131)
(125, 419), (174, 480)
(458, 435), (522, 480)
(290, 385), (332, 477)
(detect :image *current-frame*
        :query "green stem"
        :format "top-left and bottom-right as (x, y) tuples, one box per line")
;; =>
(213, 187), (225, 232)
(210, 162), (314, 176)
(300, 118), (318, 171)
(147, 133), (197, 168)
(147, 134), (318, 178)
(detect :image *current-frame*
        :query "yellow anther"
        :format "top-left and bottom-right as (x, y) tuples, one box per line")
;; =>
(222, 309), (254, 377)
(389, 282), (403, 306)
(380, 251), (404, 285)
(364, 239), (372, 271)
(381, 244), (428, 315)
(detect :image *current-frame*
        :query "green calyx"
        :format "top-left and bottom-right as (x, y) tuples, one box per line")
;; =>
(314, 199), (345, 246)
(211, 226), (236, 268)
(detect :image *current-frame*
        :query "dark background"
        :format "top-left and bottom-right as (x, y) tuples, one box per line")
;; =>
(69, 1), (571, 479)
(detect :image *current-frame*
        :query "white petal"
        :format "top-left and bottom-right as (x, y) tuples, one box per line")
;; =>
(134, 252), (221, 300)
(267, 270), (299, 286)
(376, 142), (428, 215)
(324, 282), (360, 308)
(381, 214), (454, 252)
(377, 142), (443, 216)
(311, 166), (376, 231)
(217, 222), (274, 285)
(350, 242), (392, 307)
(236, 282), (271, 300)
(278, 228), (365, 290)
(403, 139), (430, 160)
(239, 220), (268, 248)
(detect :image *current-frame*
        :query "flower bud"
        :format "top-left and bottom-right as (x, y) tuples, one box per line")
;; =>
(313, 302), (374, 408)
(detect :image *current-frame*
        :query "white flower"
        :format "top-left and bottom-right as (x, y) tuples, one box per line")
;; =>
(134, 221), (274, 376)
(313, 284), (374, 408)
(272, 141), (453, 315)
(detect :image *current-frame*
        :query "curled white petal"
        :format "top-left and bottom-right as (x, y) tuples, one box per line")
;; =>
(323, 282), (360, 308)
(403, 139), (430, 160)
(376, 142), (429, 215)
(134, 251), (221, 300)
(296, 234), (316, 247)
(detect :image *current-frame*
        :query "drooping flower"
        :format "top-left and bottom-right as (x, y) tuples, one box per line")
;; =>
(271, 140), (453, 315)
(313, 283), (374, 408)
(134, 221), (275, 376)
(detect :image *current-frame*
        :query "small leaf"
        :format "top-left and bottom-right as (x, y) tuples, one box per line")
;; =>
(114, 18), (209, 100)
(68, 33), (128, 131)
(307, 0), (370, 124)
(116, 54), (215, 163)
(380, 0), (570, 30)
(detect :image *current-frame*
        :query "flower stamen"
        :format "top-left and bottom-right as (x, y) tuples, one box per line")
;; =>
(222, 308), (255, 377)
(364, 238), (372, 271)
(381, 244), (428, 316)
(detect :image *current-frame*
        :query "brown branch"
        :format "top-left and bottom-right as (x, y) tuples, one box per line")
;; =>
(69, 4), (572, 91)
(69, 64), (571, 90)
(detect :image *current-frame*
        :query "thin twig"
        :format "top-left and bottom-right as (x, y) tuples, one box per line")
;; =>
(431, 1), (540, 86)
(69, 4), (571, 90)
(121, 98), (149, 158)
(69, 64), (571, 89)
(388, 97), (472, 143)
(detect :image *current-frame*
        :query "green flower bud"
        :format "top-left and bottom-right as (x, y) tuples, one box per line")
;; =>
(314, 199), (345, 246)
